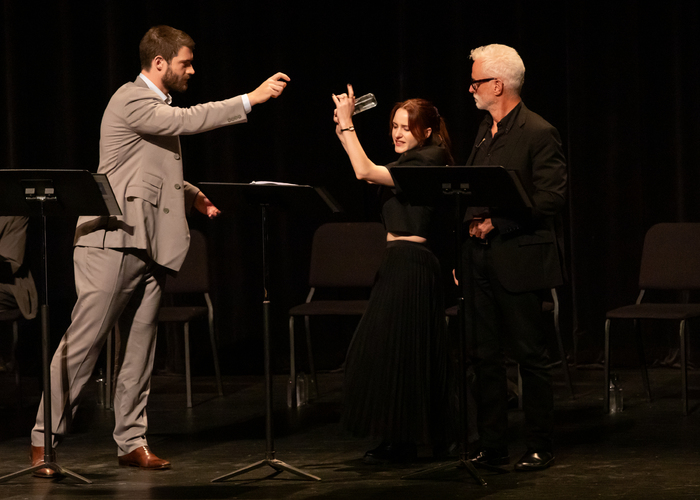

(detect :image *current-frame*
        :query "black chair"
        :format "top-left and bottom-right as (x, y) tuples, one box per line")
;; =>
(288, 222), (386, 402)
(446, 287), (575, 404)
(106, 229), (223, 408)
(157, 229), (223, 408)
(0, 309), (22, 402)
(604, 223), (700, 415)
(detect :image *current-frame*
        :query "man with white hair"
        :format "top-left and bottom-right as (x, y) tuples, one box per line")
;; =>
(461, 44), (567, 471)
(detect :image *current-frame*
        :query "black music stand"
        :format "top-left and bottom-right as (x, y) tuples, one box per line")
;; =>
(0, 169), (120, 484)
(200, 182), (340, 483)
(388, 166), (531, 485)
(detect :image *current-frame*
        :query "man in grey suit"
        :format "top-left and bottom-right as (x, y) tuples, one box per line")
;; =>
(30, 25), (290, 476)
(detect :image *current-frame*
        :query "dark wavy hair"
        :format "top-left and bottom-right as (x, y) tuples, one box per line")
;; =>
(139, 25), (195, 70)
(389, 98), (453, 164)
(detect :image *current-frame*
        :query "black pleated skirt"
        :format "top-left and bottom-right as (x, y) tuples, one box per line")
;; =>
(342, 240), (453, 444)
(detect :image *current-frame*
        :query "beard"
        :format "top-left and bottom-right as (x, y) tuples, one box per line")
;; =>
(474, 93), (495, 111)
(162, 66), (189, 93)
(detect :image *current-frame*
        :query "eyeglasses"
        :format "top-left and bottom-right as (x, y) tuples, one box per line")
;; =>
(470, 77), (495, 91)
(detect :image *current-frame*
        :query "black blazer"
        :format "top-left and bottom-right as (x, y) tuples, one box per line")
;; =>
(466, 102), (567, 293)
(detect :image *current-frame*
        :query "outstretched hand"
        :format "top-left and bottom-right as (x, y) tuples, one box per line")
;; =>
(248, 72), (291, 106)
(194, 191), (221, 219)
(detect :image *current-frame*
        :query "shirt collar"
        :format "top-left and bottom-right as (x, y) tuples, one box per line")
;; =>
(139, 73), (172, 105)
(490, 101), (522, 134)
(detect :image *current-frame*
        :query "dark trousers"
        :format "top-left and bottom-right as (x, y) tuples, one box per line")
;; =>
(462, 240), (553, 452)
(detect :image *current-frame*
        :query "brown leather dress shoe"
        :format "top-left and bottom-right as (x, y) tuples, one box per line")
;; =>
(31, 445), (56, 478)
(514, 450), (555, 471)
(118, 446), (171, 470)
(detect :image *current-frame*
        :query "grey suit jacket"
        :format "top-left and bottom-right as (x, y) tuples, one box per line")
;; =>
(0, 216), (38, 319)
(75, 77), (247, 272)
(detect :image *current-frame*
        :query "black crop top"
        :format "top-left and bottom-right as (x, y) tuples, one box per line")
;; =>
(381, 145), (451, 238)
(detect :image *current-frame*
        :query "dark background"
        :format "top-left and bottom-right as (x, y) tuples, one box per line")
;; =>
(2, 1), (700, 376)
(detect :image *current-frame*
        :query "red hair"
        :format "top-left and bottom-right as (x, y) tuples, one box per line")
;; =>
(389, 98), (453, 162)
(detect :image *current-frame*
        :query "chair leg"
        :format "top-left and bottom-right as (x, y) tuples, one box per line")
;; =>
(304, 316), (318, 400)
(517, 365), (523, 410)
(553, 301), (575, 399)
(208, 316), (223, 398)
(204, 293), (223, 397)
(680, 320), (688, 415)
(184, 322), (192, 408)
(288, 316), (297, 408)
(11, 320), (21, 407)
(634, 319), (652, 401)
(604, 319), (611, 413)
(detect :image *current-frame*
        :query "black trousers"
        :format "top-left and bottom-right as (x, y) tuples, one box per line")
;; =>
(462, 240), (553, 452)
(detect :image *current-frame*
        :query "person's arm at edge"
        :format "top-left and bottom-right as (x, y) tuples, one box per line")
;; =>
(332, 84), (394, 186)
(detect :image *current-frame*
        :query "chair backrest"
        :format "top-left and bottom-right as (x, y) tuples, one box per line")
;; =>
(164, 229), (209, 294)
(639, 223), (700, 290)
(308, 222), (386, 288)
(0, 309), (22, 322)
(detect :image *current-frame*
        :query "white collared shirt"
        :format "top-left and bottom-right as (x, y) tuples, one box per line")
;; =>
(139, 73), (172, 105)
(138, 73), (251, 113)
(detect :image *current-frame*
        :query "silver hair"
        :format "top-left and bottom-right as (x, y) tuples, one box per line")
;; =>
(470, 44), (525, 95)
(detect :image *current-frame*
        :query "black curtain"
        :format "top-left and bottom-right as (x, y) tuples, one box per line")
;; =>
(2, 0), (699, 373)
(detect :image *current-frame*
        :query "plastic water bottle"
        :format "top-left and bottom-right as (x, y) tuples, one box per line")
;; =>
(296, 372), (309, 407)
(353, 93), (377, 115)
(609, 373), (623, 413)
(96, 368), (105, 407)
(287, 376), (295, 408)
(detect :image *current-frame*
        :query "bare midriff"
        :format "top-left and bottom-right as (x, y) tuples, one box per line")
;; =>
(386, 232), (427, 244)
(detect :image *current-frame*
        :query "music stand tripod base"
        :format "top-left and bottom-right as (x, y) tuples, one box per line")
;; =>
(212, 456), (321, 482)
(0, 170), (118, 485)
(0, 461), (92, 484)
(201, 182), (338, 484)
(401, 454), (490, 485)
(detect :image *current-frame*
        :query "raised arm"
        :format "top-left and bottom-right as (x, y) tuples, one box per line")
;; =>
(332, 84), (394, 186)
(124, 73), (290, 137)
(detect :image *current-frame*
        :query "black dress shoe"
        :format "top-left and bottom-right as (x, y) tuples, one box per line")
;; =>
(469, 448), (509, 466)
(363, 442), (417, 464)
(514, 450), (554, 471)
(432, 441), (457, 459)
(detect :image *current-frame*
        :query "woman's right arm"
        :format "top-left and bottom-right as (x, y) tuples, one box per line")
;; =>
(332, 84), (394, 186)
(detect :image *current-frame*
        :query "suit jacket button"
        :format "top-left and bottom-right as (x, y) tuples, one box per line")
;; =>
(175, 184), (181, 190)
(174, 154), (181, 160)
(163, 208), (170, 214)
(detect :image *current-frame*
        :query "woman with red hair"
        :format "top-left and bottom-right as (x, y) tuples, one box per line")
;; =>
(332, 85), (454, 463)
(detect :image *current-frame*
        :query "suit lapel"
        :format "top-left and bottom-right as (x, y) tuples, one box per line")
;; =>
(497, 103), (529, 168)
(467, 118), (491, 165)
(467, 103), (529, 166)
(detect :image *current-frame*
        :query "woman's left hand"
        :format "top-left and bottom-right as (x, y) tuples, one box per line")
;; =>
(332, 83), (356, 129)
(333, 109), (345, 141)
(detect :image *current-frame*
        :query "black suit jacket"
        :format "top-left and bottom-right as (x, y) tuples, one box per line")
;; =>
(466, 102), (567, 293)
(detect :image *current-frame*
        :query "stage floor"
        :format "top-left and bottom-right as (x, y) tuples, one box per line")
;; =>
(0, 366), (698, 499)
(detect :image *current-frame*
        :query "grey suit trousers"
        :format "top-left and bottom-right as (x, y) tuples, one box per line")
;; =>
(31, 245), (166, 456)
